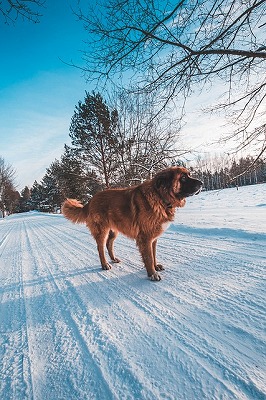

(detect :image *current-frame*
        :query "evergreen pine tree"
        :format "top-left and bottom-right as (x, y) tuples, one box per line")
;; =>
(69, 91), (119, 187)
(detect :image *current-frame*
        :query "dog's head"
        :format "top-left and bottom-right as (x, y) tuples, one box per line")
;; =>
(153, 166), (202, 207)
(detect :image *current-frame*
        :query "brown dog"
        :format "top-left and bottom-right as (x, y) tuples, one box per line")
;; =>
(62, 166), (202, 281)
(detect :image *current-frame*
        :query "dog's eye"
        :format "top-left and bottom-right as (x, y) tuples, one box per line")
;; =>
(180, 174), (187, 183)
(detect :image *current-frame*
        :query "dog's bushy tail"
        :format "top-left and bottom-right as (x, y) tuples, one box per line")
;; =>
(61, 198), (88, 224)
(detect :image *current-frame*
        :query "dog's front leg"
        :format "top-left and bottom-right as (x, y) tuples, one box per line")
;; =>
(136, 235), (161, 281)
(152, 239), (165, 272)
(106, 230), (121, 263)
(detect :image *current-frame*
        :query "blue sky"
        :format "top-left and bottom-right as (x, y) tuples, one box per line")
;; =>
(0, 0), (229, 191)
(0, 0), (91, 190)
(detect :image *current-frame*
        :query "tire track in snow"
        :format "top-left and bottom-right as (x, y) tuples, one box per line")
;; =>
(157, 234), (266, 397)
(97, 274), (248, 399)
(19, 216), (115, 399)
(160, 231), (265, 323)
(121, 276), (264, 399)
(0, 220), (16, 256)
(0, 218), (33, 399)
(17, 221), (35, 400)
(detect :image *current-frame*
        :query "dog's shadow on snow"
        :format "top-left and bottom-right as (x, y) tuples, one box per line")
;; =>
(0, 262), (162, 336)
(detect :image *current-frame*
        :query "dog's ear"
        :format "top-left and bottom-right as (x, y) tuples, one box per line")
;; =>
(153, 168), (175, 191)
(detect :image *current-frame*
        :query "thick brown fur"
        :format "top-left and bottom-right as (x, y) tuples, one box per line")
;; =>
(62, 166), (202, 281)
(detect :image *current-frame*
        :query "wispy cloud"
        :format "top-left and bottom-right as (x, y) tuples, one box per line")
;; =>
(0, 68), (88, 189)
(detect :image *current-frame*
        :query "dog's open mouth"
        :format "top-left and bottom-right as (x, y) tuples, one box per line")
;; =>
(186, 190), (200, 197)
(177, 177), (203, 198)
(194, 187), (202, 195)
(177, 185), (202, 198)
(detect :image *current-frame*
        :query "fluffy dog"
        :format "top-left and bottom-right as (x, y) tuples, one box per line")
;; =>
(62, 166), (202, 281)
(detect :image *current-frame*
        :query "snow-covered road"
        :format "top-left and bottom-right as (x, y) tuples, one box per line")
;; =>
(0, 184), (265, 399)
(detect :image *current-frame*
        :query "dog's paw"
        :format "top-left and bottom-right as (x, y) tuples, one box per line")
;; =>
(112, 257), (121, 263)
(155, 264), (165, 271)
(102, 263), (112, 270)
(149, 272), (162, 281)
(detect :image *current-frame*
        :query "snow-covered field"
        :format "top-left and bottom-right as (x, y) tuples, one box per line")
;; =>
(0, 184), (265, 400)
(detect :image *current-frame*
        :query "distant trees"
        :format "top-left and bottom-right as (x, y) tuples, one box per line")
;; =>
(44, 147), (101, 202)
(192, 155), (266, 190)
(30, 181), (44, 211)
(36, 148), (103, 210)
(2, 153), (266, 216)
(17, 154), (266, 214)
(19, 186), (31, 212)
(0, 157), (18, 217)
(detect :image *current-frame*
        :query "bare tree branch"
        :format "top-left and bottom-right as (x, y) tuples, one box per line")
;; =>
(0, 0), (45, 24)
(76, 0), (266, 157)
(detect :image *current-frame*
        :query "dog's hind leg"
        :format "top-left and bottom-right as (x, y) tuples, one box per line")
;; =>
(106, 230), (121, 263)
(90, 224), (112, 270)
(97, 232), (112, 270)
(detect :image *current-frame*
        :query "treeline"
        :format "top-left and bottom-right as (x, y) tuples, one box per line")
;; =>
(1, 91), (266, 216)
(191, 155), (266, 191)
(2, 154), (264, 216)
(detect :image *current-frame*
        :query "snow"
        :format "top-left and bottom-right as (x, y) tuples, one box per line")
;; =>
(0, 184), (265, 400)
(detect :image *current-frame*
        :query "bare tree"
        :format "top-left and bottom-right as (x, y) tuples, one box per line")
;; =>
(76, 0), (266, 157)
(111, 90), (189, 184)
(0, 157), (16, 217)
(0, 0), (45, 24)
